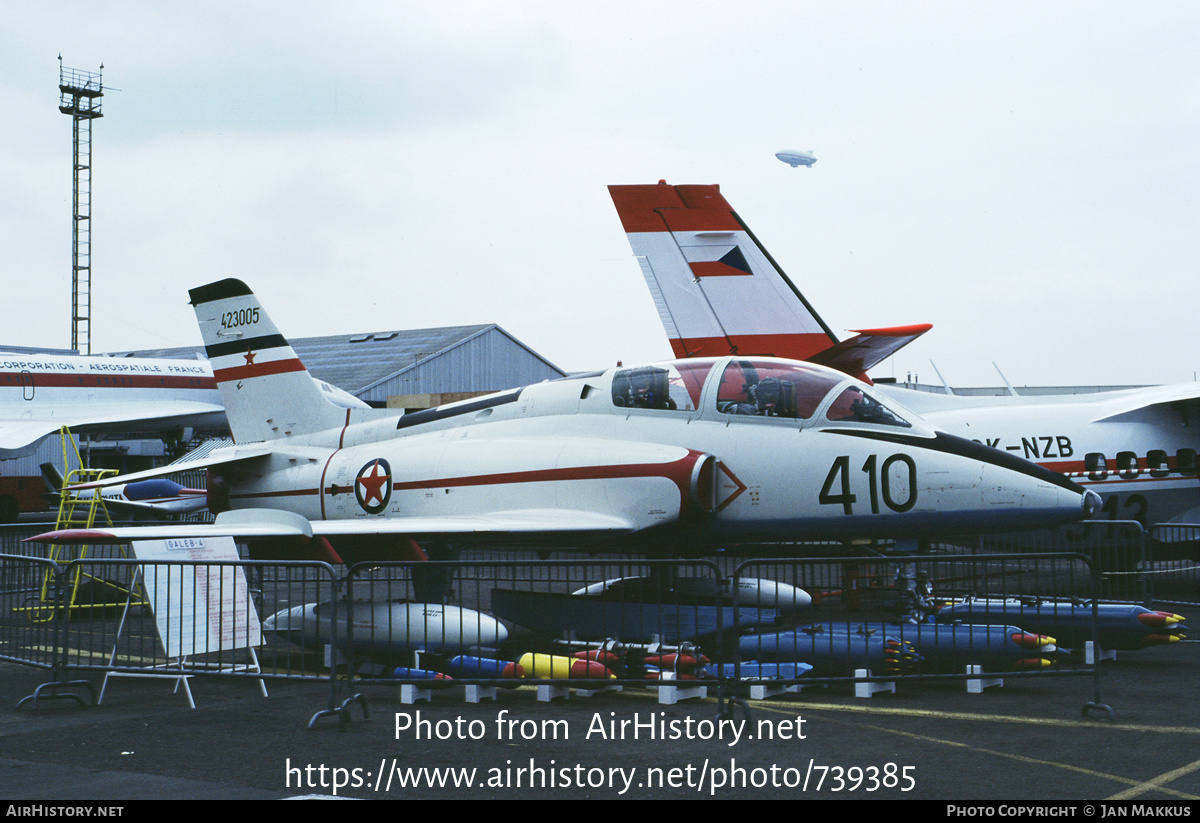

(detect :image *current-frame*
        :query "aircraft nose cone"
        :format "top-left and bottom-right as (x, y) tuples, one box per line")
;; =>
(1082, 489), (1101, 519)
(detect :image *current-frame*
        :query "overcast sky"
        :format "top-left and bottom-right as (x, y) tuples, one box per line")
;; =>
(2, 2), (1197, 388)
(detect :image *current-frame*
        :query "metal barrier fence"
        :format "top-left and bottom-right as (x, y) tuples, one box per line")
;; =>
(312, 550), (1119, 718)
(943, 520), (1199, 608)
(0, 554), (65, 671)
(3, 517), (1193, 721)
(0, 552), (344, 712)
(1145, 523), (1200, 611)
(4, 517), (1192, 609)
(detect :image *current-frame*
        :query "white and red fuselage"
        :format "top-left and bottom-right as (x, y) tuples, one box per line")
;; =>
(202, 349), (1094, 549)
(34, 279), (1095, 559)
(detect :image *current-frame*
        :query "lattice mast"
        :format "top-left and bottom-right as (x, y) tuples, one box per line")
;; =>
(58, 56), (103, 355)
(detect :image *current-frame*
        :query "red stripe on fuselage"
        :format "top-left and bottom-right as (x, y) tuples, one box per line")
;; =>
(231, 488), (320, 500)
(389, 460), (686, 492)
(0, 371), (216, 390)
(1075, 475), (1198, 487)
(231, 452), (708, 515)
(1027, 457), (1200, 484)
(319, 450), (340, 520)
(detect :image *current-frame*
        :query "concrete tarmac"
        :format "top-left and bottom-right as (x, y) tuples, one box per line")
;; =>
(0, 639), (1197, 801)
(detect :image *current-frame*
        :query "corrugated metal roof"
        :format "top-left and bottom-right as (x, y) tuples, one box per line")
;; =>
(112, 323), (566, 400)
(294, 325), (518, 395)
(289, 324), (495, 394)
(356, 327), (566, 401)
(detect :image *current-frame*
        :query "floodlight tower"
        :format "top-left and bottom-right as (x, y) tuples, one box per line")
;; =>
(58, 56), (103, 355)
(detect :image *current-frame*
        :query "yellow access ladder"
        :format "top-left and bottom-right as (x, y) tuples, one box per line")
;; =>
(20, 427), (146, 621)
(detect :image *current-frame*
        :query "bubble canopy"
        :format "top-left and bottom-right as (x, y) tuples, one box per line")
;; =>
(610, 358), (916, 429)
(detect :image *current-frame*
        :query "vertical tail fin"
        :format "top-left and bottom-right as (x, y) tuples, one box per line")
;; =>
(189, 279), (349, 443)
(608, 182), (930, 377)
(608, 182), (840, 361)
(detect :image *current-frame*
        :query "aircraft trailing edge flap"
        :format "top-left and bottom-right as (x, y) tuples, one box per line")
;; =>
(809, 324), (934, 377)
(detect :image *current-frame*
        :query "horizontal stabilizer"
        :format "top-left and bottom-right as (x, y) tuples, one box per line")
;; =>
(808, 324), (933, 376)
(62, 443), (275, 490)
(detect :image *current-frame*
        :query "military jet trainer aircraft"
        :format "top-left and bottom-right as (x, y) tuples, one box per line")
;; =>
(609, 181), (1200, 532)
(30, 278), (1096, 563)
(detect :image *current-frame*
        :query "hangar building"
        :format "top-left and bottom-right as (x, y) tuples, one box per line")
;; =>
(121, 322), (567, 410)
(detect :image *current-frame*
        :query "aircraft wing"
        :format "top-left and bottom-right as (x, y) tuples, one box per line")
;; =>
(0, 400), (226, 459)
(60, 443), (276, 490)
(1089, 383), (1200, 424)
(0, 420), (75, 459)
(807, 325), (933, 376)
(26, 507), (642, 545)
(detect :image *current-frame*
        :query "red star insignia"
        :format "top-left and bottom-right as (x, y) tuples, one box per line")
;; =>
(356, 460), (391, 506)
(244, 350), (257, 366)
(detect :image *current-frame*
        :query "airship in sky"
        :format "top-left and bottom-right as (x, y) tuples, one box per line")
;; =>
(775, 149), (816, 168)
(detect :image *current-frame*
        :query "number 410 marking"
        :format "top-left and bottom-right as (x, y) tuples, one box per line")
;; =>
(819, 454), (918, 515)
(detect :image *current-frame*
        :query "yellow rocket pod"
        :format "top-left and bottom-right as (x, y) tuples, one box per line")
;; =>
(518, 652), (615, 681)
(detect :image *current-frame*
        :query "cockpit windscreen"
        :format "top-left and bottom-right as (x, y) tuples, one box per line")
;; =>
(611, 358), (913, 429)
(824, 386), (911, 427)
(611, 361), (715, 412)
(715, 360), (845, 419)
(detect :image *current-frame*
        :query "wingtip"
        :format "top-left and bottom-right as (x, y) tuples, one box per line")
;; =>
(24, 529), (116, 544)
